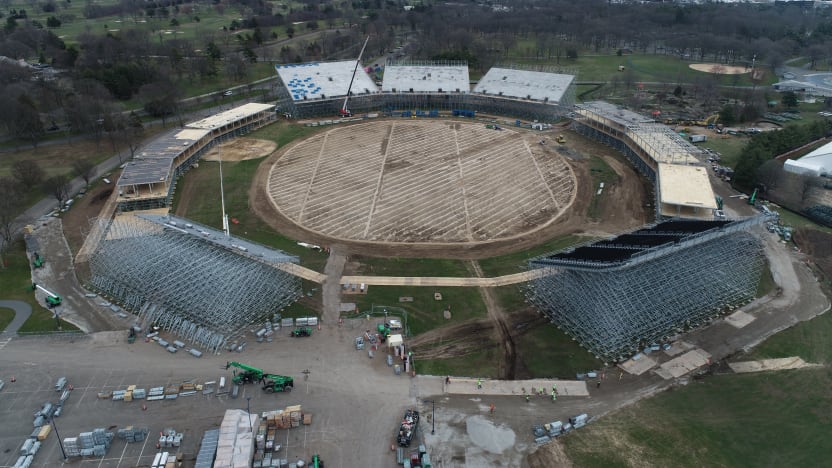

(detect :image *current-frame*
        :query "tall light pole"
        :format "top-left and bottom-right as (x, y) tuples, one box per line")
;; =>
(50, 416), (67, 461)
(423, 399), (435, 435)
(246, 396), (253, 432)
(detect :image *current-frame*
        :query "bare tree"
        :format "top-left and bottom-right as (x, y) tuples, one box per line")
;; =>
(11, 160), (45, 188)
(72, 159), (96, 186)
(42, 174), (70, 206)
(0, 177), (23, 267)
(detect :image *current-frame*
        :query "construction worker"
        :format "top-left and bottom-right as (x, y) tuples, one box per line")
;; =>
(538, 386), (544, 396)
(525, 394), (530, 403)
(551, 390), (557, 402)
(489, 404), (495, 414)
(477, 379), (482, 389)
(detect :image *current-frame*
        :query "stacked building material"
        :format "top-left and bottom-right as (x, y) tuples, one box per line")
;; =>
(116, 427), (148, 443)
(194, 429), (220, 468)
(133, 388), (147, 399)
(62, 437), (80, 457)
(213, 409), (256, 468)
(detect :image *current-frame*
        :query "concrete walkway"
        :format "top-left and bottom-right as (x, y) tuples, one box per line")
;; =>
(0, 300), (31, 335)
(444, 377), (589, 397)
(339, 269), (549, 287)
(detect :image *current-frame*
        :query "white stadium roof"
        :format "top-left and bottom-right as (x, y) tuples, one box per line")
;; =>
(658, 164), (717, 215)
(784, 140), (832, 177)
(381, 64), (470, 93)
(275, 61), (378, 101)
(473, 68), (574, 104)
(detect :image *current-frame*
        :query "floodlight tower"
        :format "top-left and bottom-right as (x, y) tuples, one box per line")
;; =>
(218, 142), (230, 237)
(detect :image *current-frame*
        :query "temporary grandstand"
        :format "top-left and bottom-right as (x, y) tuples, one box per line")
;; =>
(116, 103), (276, 211)
(274, 60), (379, 117)
(528, 218), (765, 363)
(275, 61), (574, 122)
(381, 60), (469, 94)
(573, 101), (717, 219)
(87, 214), (301, 353)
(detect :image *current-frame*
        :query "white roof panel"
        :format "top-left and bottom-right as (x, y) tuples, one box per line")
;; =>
(382, 65), (469, 93)
(658, 164), (717, 210)
(473, 68), (574, 103)
(276, 61), (379, 101)
(188, 103), (274, 130)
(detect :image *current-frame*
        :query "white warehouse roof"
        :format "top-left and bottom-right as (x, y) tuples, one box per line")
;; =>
(784, 140), (832, 177)
(276, 61), (378, 101)
(382, 64), (470, 93)
(473, 68), (574, 104)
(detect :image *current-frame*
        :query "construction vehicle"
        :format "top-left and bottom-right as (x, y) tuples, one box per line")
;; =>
(291, 327), (313, 337)
(32, 252), (44, 268)
(338, 37), (370, 118)
(128, 327), (136, 344)
(311, 454), (325, 468)
(262, 374), (294, 393)
(555, 135), (566, 144)
(226, 362), (266, 385)
(31, 283), (61, 308)
(748, 188), (758, 205)
(397, 409), (420, 447)
(715, 196), (724, 210)
(377, 323), (391, 342)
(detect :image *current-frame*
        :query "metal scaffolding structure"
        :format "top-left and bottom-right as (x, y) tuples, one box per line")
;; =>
(528, 218), (765, 363)
(87, 215), (301, 353)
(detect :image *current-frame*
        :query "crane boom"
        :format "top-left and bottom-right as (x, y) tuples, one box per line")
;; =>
(340, 36), (370, 117)
(32, 283), (62, 307)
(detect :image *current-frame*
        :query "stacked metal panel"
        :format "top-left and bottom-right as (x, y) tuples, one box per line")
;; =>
(529, 219), (765, 363)
(214, 410), (256, 468)
(87, 215), (301, 353)
(116, 427), (148, 443)
(194, 429), (220, 468)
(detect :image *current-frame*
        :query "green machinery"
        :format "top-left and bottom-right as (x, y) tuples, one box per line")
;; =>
(748, 188), (758, 205)
(31, 283), (62, 308)
(262, 374), (294, 393)
(377, 323), (391, 339)
(32, 253), (44, 268)
(291, 327), (312, 337)
(715, 196), (723, 210)
(226, 362), (266, 385)
(312, 454), (324, 468)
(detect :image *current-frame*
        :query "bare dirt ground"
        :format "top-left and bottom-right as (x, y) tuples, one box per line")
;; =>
(251, 123), (649, 259)
(689, 63), (750, 74)
(202, 138), (277, 162)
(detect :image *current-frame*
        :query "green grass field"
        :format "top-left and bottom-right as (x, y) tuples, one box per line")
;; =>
(776, 207), (832, 234)
(416, 345), (502, 379)
(353, 257), (471, 277)
(0, 308), (14, 332)
(350, 285), (485, 336)
(477, 235), (585, 277)
(563, 368), (832, 467)
(0, 239), (79, 332)
(587, 156), (620, 220)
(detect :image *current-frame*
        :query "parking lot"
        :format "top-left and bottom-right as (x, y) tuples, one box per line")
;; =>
(0, 325), (417, 468)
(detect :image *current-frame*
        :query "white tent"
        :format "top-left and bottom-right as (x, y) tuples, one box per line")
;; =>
(388, 334), (403, 348)
(784, 140), (832, 177)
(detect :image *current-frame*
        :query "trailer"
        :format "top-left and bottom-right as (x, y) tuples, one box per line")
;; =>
(396, 409), (420, 447)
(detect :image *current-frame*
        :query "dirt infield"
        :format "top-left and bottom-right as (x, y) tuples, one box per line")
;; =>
(202, 138), (277, 162)
(251, 121), (650, 259)
(689, 63), (749, 75)
(265, 120), (576, 244)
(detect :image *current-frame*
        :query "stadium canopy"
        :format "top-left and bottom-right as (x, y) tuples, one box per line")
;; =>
(784, 140), (832, 177)
(382, 63), (470, 93)
(473, 68), (574, 104)
(275, 61), (378, 101)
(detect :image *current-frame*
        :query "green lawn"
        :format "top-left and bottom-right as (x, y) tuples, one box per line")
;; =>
(563, 369), (832, 467)
(701, 135), (750, 169)
(353, 257), (471, 277)
(745, 309), (832, 364)
(0, 308), (14, 332)
(350, 286), (485, 336)
(776, 207), (832, 234)
(477, 235), (585, 277)
(587, 156), (620, 220)
(0, 239), (78, 332)
(171, 121), (329, 271)
(416, 345), (502, 379)
(516, 324), (601, 379)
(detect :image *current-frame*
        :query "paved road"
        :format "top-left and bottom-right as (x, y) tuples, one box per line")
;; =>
(0, 300), (31, 335)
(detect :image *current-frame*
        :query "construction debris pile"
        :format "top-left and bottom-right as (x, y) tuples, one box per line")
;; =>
(396, 409), (420, 447)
